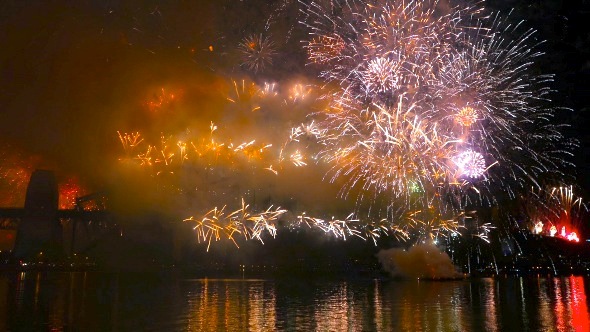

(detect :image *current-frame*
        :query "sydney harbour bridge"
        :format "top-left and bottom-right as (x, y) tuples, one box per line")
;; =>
(0, 170), (115, 261)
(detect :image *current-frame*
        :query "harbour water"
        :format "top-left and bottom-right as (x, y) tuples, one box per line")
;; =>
(1, 271), (589, 331)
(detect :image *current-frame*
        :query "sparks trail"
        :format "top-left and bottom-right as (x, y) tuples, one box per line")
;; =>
(183, 199), (285, 251)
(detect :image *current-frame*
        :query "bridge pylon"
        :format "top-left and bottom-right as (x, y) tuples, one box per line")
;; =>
(13, 170), (63, 261)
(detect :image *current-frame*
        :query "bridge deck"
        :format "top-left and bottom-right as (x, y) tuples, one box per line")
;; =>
(0, 208), (112, 221)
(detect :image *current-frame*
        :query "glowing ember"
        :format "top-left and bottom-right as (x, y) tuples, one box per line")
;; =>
(533, 221), (543, 234)
(146, 88), (182, 112)
(567, 232), (580, 242)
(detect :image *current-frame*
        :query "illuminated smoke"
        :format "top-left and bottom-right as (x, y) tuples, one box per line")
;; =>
(376, 244), (462, 279)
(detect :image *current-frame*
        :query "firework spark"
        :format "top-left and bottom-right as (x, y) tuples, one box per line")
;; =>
(58, 177), (90, 209)
(186, 205), (414, 249)
(288, 83), (312, 103)
(259, 82), (278, 97)
(227, 79), (262, 112)
(118, 131), (144, 160)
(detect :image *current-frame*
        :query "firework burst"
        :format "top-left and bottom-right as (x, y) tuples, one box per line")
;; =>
(454, 107), (479, 127)
(300, 0), (574, 208)
(318, 93), (459, 202)
(360, 57), (401, 95)
(296, 0), (576, 241)
(454, 150), (486, 179)
(238, 34), (277, 73)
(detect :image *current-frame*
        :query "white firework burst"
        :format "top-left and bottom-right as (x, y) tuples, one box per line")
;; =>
(454, 150), (486, 179)
(360, 57), (401, 94)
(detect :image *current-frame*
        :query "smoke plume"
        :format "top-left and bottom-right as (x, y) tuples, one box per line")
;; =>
(377, 244), (463, 279)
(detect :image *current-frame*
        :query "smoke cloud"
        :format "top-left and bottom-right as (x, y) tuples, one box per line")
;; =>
(0, 0), (341, 219)
(377, 244), (463, 279)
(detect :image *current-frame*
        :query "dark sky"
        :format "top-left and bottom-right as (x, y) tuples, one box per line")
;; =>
(0, 0), (589, 215)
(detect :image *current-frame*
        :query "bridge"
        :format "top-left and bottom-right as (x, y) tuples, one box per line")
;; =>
(0, 170), (115, 261)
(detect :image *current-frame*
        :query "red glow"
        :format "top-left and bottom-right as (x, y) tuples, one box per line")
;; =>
(545, 225), (581, 242)
(0, 148), (39, 207)
(58, 177), (89, 209)
(569, 276), (590, 332)
(146, 88), (183, 112)
(559, 226), (581, 243)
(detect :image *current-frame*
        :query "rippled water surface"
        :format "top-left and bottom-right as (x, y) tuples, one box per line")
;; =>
(1, 271), (589, 331)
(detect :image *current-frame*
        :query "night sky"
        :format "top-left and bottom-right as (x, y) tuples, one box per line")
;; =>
(1, 0), (589, 220)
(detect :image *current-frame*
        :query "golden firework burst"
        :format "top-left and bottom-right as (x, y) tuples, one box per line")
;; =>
(455, 106), (478, 127)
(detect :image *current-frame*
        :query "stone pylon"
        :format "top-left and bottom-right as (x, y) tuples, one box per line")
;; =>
(13, 170), (63, 261)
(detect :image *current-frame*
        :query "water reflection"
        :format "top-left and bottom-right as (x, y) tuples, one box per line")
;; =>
(551, 276), (590, 331)
(1, 272), (589, 331)
(185, 279), (278, 331)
